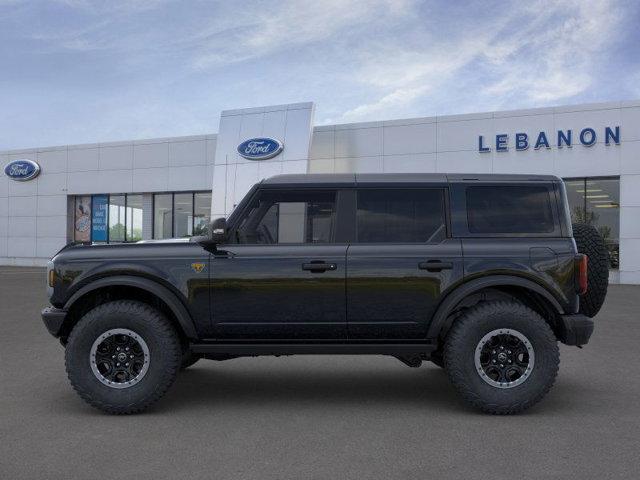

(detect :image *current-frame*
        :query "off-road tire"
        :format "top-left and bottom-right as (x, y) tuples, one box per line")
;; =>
(572, 222), (609, 318)
(180, 351), (201, 370)
(65, 300), (181, 414)
(430, 350), (444, 368)
(444, 301), (559, 414)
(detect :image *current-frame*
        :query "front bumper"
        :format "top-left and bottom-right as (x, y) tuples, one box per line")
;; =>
(557, 313), (594, 346)
(41, 306), (67, 337)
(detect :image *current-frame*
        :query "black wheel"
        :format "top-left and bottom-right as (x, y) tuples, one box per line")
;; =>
(444, 301), (559, 414)
(572, 222), (609, 318)
(65, 300), (181, 414)
(180, 351), (201, 370)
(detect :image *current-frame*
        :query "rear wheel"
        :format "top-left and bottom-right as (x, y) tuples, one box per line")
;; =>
(65, 300), (181, 414)
(572, 222), (609, 317)
(444, 301), (559, 414)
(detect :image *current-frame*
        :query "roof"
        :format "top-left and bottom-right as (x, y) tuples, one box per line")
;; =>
(261, 173), (560, 187)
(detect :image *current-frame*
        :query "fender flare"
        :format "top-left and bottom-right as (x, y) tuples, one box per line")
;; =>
(63, 275), (198, 339)
(426, 275), (565, 339)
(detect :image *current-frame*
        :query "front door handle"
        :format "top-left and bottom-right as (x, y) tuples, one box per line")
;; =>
(418, 260), (453, 272)
(302, 262), (337, 272)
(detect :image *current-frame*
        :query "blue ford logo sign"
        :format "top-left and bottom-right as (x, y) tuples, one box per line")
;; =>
(237, 137), (283, 160)
(4, 159), (41, 181)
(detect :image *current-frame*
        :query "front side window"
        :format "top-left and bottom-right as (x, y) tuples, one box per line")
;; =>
(356, 189), (446, 243)
(236, 190), (336, 244)
(466, 186), (554, 234)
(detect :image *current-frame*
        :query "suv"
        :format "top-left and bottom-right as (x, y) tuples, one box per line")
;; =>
(42, 174), (608, 414)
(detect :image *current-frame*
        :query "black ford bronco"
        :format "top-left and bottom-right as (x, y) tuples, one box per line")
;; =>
(42, 174), (608, 414)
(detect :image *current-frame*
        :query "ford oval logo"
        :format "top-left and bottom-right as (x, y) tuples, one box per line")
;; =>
(4, 159), (41, 181)
(237, 137), (283, 160)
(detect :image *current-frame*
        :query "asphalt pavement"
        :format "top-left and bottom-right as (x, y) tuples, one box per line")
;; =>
(1, 267), (639, 479)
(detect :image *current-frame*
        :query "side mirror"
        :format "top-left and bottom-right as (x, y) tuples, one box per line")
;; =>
(208, 217), (227, 244)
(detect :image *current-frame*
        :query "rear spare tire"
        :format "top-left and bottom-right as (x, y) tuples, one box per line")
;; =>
(572, 223), (609, 317)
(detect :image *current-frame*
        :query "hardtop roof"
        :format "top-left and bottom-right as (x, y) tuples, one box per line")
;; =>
(261, 173), (560, 187)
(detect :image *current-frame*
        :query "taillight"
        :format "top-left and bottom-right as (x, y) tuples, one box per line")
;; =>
(576, 254), (588, 295)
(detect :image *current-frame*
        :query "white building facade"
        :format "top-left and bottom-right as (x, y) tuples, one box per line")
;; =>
(2, 100), (639, 283)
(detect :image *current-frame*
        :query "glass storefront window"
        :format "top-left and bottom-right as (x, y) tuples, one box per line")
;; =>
(126, 194), (143, 242)
(108, 195), (126, 242)
(154, 194), (173, 239)
(74, 196), (92, 242)
(564, 177), (620, 269)
(152, 191), (211, 239)
(194, 192), (212, 236)
(71, 191), (211, 242)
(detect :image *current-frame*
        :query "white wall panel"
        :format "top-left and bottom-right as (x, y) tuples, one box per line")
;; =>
(36, 149), (67, 173)
(36, 237), (66, 258)
(620, 107), (640, 142)
(437, 150), (492, 173)
(133, 167), (169, 192)
(37, 195), (68, 217)
(438, 118), (494, 152)
(334, 156), (383, 173)
(37, 215), (67, 237)
(383, 123), (436, 155)
(68, 147), (99, 171)
(383, 153), (436, 173)
(309, 130), (334, 159)
(167, 166), (208, 191)
(68, 170), (133, 194)
(134, 142), (169, 169)
(7, 237), (36, 257)
(8, 195), (36, 216)
(99, 144), (133, 170)
(169, 140), (206, 167)
(620, 140), (640, 174)
(8, 178), (37, 196)
(37, 173), (67, 196)
(334, 127), (382, 158)
(8, 217), (36, 237)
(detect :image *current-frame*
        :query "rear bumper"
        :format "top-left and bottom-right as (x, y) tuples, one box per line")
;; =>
(41, 306), (67, 338)
(558, 313), (594, 346)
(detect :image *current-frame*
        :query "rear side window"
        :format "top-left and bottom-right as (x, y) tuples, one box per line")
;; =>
(356, 189), (446, 243)
(466, 186), (555, 234)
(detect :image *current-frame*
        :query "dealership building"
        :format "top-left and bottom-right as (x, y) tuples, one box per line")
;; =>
(1, 100), (639, 283)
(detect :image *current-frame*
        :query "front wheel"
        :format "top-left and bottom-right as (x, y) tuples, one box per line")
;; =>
(444, 301), (559, 414)
(65, 300), (182, 414)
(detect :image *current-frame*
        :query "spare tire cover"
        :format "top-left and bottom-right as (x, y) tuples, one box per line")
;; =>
(572, 223), (609, 317)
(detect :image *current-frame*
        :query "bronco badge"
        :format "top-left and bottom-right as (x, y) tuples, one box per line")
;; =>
(191, 262), (206, 273)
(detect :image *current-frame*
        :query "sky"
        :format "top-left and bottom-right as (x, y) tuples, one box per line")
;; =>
(1, 0), (639, 150)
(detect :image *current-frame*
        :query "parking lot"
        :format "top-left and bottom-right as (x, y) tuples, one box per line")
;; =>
(1, 266), (639, 479)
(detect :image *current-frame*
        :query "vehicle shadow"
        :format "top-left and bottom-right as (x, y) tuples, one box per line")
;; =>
(156, 361), (472, 414)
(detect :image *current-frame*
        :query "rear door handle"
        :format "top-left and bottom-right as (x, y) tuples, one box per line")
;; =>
(302, 262), (337, 272)
(418, 260), (453, 272)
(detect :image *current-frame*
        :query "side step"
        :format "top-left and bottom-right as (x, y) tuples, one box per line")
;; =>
(190, 342), (437, 356)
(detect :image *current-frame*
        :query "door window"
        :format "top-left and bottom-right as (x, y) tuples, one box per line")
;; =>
(236, 191), (336, 244)
(356, 189), (446, 243)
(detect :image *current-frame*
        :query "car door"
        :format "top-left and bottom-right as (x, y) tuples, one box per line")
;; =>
(346, 187), (463, 339)
(211, 188), (348, 340)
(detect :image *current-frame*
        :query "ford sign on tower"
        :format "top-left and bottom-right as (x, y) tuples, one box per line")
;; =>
(237, 138), (283, 160)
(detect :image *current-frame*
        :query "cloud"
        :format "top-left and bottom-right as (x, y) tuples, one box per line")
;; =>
(334, 0), (626, 122)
